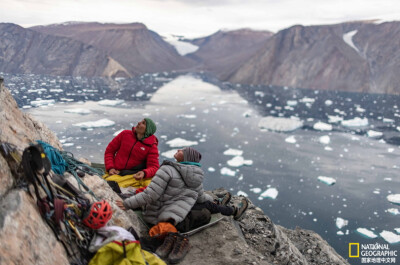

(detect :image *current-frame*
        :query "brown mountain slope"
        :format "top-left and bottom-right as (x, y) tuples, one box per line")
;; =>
(226, 21), (400, 94)
(0, 23), (130, 77)
(31, 22), (195, 75)
(186, 29), (273, 80)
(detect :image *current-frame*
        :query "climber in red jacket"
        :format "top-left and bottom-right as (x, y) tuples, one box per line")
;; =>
(104, 118), (159, 180)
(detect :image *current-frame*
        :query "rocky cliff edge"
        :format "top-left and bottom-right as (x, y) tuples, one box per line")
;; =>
(0, 78), (349, 265)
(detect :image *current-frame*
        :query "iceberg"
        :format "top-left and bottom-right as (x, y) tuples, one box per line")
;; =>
(341, 117), (368, 127)
(227, 156), (253, 167)
(258, 188), (278, 200)
(250, 187), (262, 194)
(223, 148), (243, 156)
(313, 122), (332, 131)
(387, 208), (400, 215)
(380, 231), (400, 244)
(336, 217), (348, 229)
(328, 115), (343, 123)
(161, 149), (178, 159)
(258, 116), (303, 132)
(317, 176), (336, 185)
(98, 99), (124, 106)
(64, 108), (91, 115)
(319, 135), (331, 145)
(325, 100), (333, 106)
(220, 167), (236, 177)
(387, 194), (400, 205)
(356, 228), (378, 238)
(166, 138), (198, 147)
(207, 167), (216, 172)
(30, 99), (55, 107)
(285, 136), (296, 144)
(73, 119), (115, 129)
(367, 130), (383, 138)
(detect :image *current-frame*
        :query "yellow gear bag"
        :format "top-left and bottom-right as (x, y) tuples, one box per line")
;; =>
(89, 240), (166, 265)
(103, 173), (152, 189)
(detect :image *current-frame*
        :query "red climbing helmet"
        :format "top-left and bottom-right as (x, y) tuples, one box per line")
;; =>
(82, 200), (113, 229)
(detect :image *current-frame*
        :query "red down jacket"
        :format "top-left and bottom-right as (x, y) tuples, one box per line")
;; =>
(104, 127), (159, 178)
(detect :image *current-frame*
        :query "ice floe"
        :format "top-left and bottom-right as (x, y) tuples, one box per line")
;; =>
(207, 167), (215, 172)
(380, 230), (400, 244)
(285, 136), (296, 144)
(250, 187), (262, 194)
(73, 119), (115, 129)
(387, 194), (400, 205)
(166, 138), (198, 147)
(356, 228), (378, 238)
(341, 117), (368, 127)
(258, 188), (278, 200)
(325, 100), (333, 106)
(223, 148), (243, 156)
(327, 115), (343, 123)
(30, 99), (55, 107)
(178, 114), (197, 119)
(258, 116), (303, 132)
(319, 135), (331, 145)
(161, 149), (178, 159)
(287, 100), (298, 106)
(387, 208), (400, 215)
(220, 167), (236, 177)
(227, 156), (253, 167)
(113, 129), (124, 136)
(336, 217), (349, 229)
(97, 99), (124, 106)
(313, 122), (332, 131)
(317, 176), (336, 185)
(367, 130), (383, 138)
(64, 108), (91, 115)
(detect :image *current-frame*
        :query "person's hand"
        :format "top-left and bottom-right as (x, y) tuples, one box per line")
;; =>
(109, 168), (120, 175)
(116, 200), (126, 210)
(134, 171), (145, 180)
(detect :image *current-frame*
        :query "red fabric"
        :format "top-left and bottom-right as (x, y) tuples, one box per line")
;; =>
(135, 186), (147, 194)
(104, 127), (159, 178)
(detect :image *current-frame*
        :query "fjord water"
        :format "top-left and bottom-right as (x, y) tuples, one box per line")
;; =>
(8, 72), (399, 263)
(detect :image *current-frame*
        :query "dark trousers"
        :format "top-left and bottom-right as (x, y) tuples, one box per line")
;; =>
(192, 201), (234, 216)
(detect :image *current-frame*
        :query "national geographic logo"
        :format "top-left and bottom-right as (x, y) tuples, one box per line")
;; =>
(349, 243), (397, 264)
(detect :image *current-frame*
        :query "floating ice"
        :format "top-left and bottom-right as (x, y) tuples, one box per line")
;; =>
(313, 122), (332, 131)
(50, 89), (63, 93)
(299, 97), (315, 103)
(113, 129), (124, 136)
(318, 176), (336, 185)
(30, 99), (55, 107)
(161, 149), (178, 159)
(336, 217), (348, 229)
(356, 228), (378, 238)
(356, 107), (366, 113)
(237, 191), (249, 197)
(136, 91), (145, 97)
(223, 148), (243, 156)
(387, 194), (400, 205)
(367, 130), (383, 138)
(287, 100), (298, 106)
(258, 116), (303, 132)
(337, 231), (344, 235)
(387, 208), (400, 215)
(62, 143), (74, 147)
(285, 136), (296, 144)
(396, 228), (400, 234)
(259, 188), (278, 200)
(207, 167), (215, 172)
(242, 111), (252, 117)
(319, 135), (331, 145)
(327, 115), (343, 123)
(325, 100), (333, 106)
(166, 138), (198, 147)
(64, 108), (91, 115)
(380, 231), (400, 244)
(98, 99), (124, 106)
(73, 119), (115, 128)
(227, 156), (253, 167)
(250, 187), (262, 194)
(341, 117), (368, 127)
(220, 167), (236, 177)
(383, 118), (394, 123)
(178, 114), (197, 119)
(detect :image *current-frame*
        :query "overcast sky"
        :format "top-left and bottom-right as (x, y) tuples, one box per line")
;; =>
(1, 0), (399, 37)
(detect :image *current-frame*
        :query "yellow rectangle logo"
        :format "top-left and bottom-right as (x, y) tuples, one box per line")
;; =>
(349, 243), (359, 258)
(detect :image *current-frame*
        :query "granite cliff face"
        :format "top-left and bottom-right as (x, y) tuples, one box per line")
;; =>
(0, 23), (130, 78)
(31, 22), (195, 76)
(226, 21), (400, 94)
(186, 29), (273, 80)
(0, 78), (349, 265)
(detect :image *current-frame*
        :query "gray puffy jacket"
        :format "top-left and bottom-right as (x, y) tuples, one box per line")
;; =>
(123, 160), (213, 225)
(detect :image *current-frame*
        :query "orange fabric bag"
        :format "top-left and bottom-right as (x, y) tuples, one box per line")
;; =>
(149, 222), (177, 238)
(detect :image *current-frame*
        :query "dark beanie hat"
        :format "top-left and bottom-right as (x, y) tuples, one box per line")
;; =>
(144, 118), (156, 138)
(183, 147), (202, 163)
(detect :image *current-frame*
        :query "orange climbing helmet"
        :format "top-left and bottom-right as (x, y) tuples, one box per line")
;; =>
(82, 200), (113, 229)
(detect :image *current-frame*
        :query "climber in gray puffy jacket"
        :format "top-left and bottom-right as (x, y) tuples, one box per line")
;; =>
(116, 147), (213, 225)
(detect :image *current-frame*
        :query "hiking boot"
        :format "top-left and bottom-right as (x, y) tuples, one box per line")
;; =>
(168, 234), (191, 264)
(234, 197), (249, 220)
(216, 192), (231, 206)
(155, 232), (177, 259)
